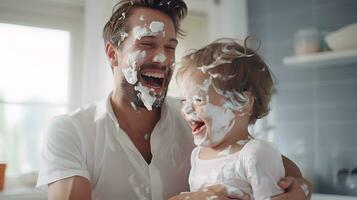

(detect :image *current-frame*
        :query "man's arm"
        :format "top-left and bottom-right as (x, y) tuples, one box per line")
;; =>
(170, 156), (312, 200)
(274, 156), (313, 200)
(48, 176), (91, 200)
(282, 155), (302, 177)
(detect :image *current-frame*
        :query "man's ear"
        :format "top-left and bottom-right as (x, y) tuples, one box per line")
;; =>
(105, 42), (118, 69)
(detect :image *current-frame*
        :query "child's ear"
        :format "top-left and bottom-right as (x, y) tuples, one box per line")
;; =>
(105, 42), (118, 69)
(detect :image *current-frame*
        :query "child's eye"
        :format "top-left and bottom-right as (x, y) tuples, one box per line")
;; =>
(193, 96), (205, 103)
(180, 98), (186, 103)
(194, 97), (202, 102)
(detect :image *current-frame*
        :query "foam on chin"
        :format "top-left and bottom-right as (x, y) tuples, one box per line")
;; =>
(134, 82), (157, 111)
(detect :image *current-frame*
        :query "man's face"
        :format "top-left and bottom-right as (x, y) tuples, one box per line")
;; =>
(113, 7), (177, 111)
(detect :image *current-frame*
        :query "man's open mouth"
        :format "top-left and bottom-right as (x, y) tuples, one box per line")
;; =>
(139, 68), (169, 95)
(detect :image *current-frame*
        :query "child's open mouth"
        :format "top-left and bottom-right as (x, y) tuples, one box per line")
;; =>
(191, 120), (206, 135)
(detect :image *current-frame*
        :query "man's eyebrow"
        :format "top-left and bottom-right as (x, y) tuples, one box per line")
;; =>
(140, 36), (178, 44)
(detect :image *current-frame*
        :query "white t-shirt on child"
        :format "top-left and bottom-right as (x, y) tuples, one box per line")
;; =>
(189, 139), (285, 200)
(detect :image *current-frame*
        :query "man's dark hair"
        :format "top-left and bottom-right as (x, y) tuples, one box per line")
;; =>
(103, 0), (187, 47)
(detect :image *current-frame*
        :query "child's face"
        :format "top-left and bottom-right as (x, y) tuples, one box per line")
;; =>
(179, 69), (240, 147)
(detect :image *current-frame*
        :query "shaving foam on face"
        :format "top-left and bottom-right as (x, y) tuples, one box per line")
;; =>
(118, 32), (129, 46)
(180, 70), (251, 147)
(134, 82), (157, 111)
(130, 102), (137, 110)
(181, 98), (200, 122)
(122, 50), (146, 85)
(144, 134), (149, 140)
(197, 103), (236, 146)
(153, 52), (167, 63)
(149, 21), (164, 34)
(132, 21), (165, 40)
(133, 26), (152, 40)
(180, 80), (236, 146)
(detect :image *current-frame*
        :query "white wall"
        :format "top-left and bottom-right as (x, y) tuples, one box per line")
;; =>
(207, 0), (248, 41)
(168, 0), (248, 97)
(81, 0), (117, 104)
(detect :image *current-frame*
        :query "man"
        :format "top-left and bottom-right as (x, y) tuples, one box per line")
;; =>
(37, 0), (312, 199)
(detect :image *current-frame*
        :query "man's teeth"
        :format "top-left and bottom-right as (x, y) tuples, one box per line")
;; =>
(142, 71), (164, 78)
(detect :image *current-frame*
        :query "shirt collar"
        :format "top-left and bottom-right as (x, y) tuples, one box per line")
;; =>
(94, 92), (115, 123)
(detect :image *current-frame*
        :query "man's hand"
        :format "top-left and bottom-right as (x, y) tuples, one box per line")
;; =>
(272, 176), (313, 200)
(168, 184), (231, 200)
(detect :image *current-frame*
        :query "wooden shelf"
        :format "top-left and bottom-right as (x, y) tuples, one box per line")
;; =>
(283, 49), (357, 68)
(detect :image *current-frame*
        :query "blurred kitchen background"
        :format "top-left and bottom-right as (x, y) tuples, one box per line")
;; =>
(0, 0), (356, 199)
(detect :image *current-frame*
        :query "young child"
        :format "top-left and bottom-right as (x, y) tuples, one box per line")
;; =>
(177, 38), (285, 200)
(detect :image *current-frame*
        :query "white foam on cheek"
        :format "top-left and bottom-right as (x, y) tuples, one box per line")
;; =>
(134, 82), (157, 111)
(122, 50), (146, 84)
(199, 103), (236, 146)
(181, 98), (200, 121)
(153, 52), (166, 63)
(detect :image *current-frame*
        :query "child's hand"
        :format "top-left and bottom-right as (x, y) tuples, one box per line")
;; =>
(272, 176), (313, 200)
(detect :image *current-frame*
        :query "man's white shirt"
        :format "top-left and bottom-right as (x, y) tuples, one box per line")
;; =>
(37, 94), (194, 200)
